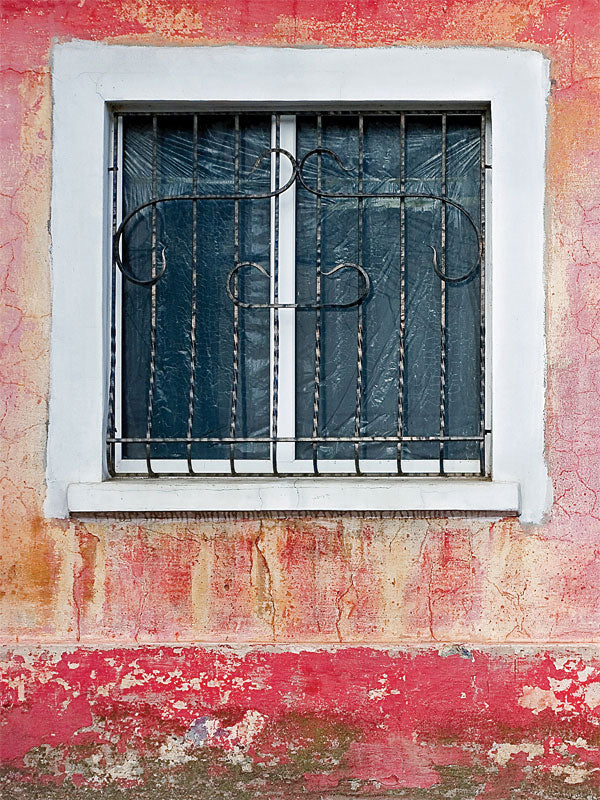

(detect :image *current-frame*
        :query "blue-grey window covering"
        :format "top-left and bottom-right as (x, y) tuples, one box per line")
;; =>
(295, 115), (481, 461)
(120, 113), (482, 463)
(122, 115), (271, 460)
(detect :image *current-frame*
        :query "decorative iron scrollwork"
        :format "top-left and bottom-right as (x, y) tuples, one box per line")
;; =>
(226, 260), (371, 310)
(113, 146), (481, 288)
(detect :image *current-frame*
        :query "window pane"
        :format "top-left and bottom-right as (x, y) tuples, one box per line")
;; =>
(295, 113), (482, 462)
(296, 115), (359, 460)
(121, 115), (271, 461)
(445, 116), (482, 461)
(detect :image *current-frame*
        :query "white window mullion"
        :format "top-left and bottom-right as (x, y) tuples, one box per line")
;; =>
(273, 115), (296, 471)
(113, 115), (124, 473)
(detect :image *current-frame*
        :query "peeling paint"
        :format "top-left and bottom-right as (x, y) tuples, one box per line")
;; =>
(2, 646), (600, 796)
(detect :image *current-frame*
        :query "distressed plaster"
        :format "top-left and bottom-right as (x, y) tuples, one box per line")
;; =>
(4, 645), (600, 797)
(2, 0), (600, 796)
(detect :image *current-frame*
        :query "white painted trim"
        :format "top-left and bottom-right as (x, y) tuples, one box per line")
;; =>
(275, 116), (297, 470)
(67, 479), (519, 515)
(46, 42), (549, 521)
(112, 457), (480, 475)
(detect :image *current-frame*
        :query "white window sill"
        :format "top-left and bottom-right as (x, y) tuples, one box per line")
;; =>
(65, 478), (520, 516)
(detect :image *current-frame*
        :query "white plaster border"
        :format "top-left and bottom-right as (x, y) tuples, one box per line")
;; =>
(46, 42), (550, 521)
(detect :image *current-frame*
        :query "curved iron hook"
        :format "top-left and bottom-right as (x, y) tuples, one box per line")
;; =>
(114, 245), (167, 288)
(226, 260), (371, 310)
(113, 148), (298, 286)
(248, 146), (298, 179)
(298, 147), (353, 175)
(320, 262), (371, 308)
(428, 244), (479, 285)
(297, 147), (482, 284)
(225, 261), (270, 308)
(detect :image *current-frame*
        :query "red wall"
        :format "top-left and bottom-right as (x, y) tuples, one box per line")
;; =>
(2, 1), (600, 796)
(4, 645), (600, 796)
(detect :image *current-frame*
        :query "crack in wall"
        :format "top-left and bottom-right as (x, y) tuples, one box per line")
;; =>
(252, 523), (276, 640)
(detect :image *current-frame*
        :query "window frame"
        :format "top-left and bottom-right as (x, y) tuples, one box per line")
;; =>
(46, 42), (550, 521)
(112, 109), (487, 479)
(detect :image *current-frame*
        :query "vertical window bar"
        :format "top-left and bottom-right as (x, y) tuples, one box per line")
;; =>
(396, 112), (406, 475)
(186, 114), (199, 474)
(229, 115), (241, 475)
(271, 115), (281, 475)
(354, 114), (365, 475)
(107, 114), (120, 476)
(439, 113), (447, 476)
(145, 114), (158, 476)
(311, 115), (323, 474)
(479, 112), (487, 476)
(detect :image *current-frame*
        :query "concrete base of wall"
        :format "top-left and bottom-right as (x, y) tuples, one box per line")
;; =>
(2, 644), (600, 798)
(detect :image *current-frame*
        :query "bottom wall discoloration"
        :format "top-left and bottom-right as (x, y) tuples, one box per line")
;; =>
(2, 646), (600, 798)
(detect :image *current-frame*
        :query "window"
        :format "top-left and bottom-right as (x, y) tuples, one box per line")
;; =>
(46, 44), (549, 520)
(111, 110), (486, 479)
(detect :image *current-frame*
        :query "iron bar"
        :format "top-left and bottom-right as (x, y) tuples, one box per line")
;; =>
(311, 115), (323, 474)
(479, 113), (487, 476)
(119, 109), (487, 117)
(271, 115), (281, 474)
(439, 113), (447, 475)
(104, 469), (487, 481)
(107, 115), (120, 477)
(186, 114), (199, 474)
(144, 114), (159, 476)
(396, 112), (406, 475)
(354, 115), (364, 474)
(229, 115), (241, 474)
(110, 434), (485, 444)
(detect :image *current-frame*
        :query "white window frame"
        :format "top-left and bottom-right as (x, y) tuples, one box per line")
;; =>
(46, 42), (550, 521)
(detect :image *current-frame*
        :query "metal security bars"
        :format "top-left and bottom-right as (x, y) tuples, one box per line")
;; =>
(108, 110), (488, 478)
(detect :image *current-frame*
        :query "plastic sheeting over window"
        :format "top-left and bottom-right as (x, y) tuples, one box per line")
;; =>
(121, 115), (271, 462)
(112, 110), (485, 475)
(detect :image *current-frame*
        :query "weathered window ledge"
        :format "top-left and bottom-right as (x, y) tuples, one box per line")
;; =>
(66, 478), (520, 516)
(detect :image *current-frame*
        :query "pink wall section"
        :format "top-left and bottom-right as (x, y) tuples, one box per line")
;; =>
(2, 0), (600, 796)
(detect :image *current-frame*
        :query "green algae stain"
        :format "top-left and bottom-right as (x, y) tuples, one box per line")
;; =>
(0, 712), (361, 800)
(4, 712), (600, 800)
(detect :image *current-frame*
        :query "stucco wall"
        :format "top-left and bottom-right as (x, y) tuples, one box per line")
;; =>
(1, 1), (600, 797)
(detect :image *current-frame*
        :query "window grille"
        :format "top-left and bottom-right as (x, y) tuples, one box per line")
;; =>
(108, 110), (487, 478)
